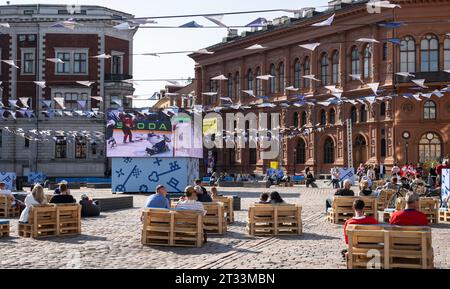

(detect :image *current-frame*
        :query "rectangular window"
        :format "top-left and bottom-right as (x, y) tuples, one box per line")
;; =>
(22, 52), (35, 74)
(75, 136), (87, 159)
(64, 92), (79, 110)
(55, 136), (67, 159)
(57, 52), (71, 73)
(73, 53), (87, 74)
(112, 55), (123, 75)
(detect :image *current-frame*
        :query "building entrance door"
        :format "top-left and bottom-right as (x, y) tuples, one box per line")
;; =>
(353, 135), (367, 168)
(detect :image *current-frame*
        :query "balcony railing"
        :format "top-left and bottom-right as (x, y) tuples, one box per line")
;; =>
(104, 74), (133, 82)
(396, 71), (450, 84)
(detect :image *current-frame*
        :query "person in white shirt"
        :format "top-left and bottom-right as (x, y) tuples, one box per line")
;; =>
(176, 186), (206, 215)
(0, 181), (17, 208)
(19, 185), (48, 223)
(367, 166), (376, 181)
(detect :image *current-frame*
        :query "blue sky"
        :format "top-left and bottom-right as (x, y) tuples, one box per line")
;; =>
(11, 0), (329, 107)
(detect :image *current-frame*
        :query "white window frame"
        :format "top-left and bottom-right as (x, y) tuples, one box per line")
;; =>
(54, 48), (89, 75)
(111, 50), (124, 75)
(51, 87), (91, 110)
(21, 48), (35, 75)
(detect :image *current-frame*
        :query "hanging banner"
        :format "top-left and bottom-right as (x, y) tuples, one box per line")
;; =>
(442, 169), (450, 200)
(346, 119), (353, 168)
(0, 172), (17, 190)
(339, 167), (356, 185)
(28, 172), (47, 184)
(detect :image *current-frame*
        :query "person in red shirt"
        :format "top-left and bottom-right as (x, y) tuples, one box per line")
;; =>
(343, 199), (379, 244)
(389, 192), (429, 226)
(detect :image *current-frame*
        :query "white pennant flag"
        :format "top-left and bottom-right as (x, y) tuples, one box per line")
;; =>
(432, 90), (443, 98)
(444, 70), (450, 74)
(317, 101), (331, 107)
(325, 85), (343, 93)
(411, 79), (428, 88)
(396, 72), (415, 78)
(92, 53), (111, 59)
(202, 92), (218, 96)
(8, 99), (19, 108)
(245, 44), (267, 50)
(367, 82), (380, 95)
(302, 75), (321, 82)
(211, 74), (228, 81)
(34, 81), (46, 89)
(114, 22), (135, 30)
(365, 96), (377, 104)
(256, 75), (275, 81)
(367, 1), (401, 9)
(112, 99), (123, 107)
(19, 97), (30, 108)
(76, 81), (95, 87)
(46, 58), (64, 64)
(53, 97), (66, 109)
(332, 92), (342, 99)
(349, 74), (364, 83)
(194, 49), (214, 54)
(3, 60), (19, 69)
(220, 97), (232, 102)
(285, 86), (299, 92)
(0, 23), (10, 28)
(299, 43), (321, 51)
(204, 15), (227, 28)
(242, 90), (256, 97)
(356, 38), (380, 43)
(91, 96), (103, 102)
(311, 14), (335, 27)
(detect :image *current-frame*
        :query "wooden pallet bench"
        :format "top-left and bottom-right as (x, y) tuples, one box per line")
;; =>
(387, 197), (439, 224)
(0, 220), (10, 238)
(327, 197), (377, 224)
(212, 196), (234, 223)
(439, 208), (450, 222)
(142, 208), (204, 248)
(18, 204), (81, 238)
(346, 224), (433, 269)
(247, 204), (302, 236)
(377, 189), (395, 211)
(203, 202), (227, 235)
(0, 195), (20, 218)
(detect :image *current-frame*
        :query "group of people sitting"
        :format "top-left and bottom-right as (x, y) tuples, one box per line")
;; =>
(257, 191), (286, 205)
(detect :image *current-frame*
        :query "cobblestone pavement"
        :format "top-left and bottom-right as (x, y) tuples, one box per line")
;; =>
(1, 186), (450, 269)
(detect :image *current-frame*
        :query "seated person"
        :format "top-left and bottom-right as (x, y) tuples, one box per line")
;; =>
(210, 186), (221, 198)
(359, 180), (373, 196)
(400, 177), (411, 190)
(0, 181), (21, 211)
(19, 185), (48, 223)
(326, 180), (355, 213)
(54, 180), (68, 195)
(390, 192), (429, 226)
(269, 191), (286, 205)
(144, 185), (170, 209)
(194, 185), (213, 203)
(257, 192), (270, 204)
(49, 183), (76, 204)
(343, 199), (379, 244)
(79, 194), (100, 217)
(176, 186), (206, 215)
(383, 177), (400, 191)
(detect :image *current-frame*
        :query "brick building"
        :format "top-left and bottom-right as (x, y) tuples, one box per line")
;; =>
(0, 4), (135, 178)
(190, 0), (450, 175)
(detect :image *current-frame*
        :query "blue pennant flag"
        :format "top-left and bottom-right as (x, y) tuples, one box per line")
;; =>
(179, 21), (203, 28)
(246, 17), (267, 27)
(387, 38), (401, 45)
(378, 22), (404, 28)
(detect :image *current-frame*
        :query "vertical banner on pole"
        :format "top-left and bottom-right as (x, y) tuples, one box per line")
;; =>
(442, 169), (450, 201)
(346, 119), (354, 171)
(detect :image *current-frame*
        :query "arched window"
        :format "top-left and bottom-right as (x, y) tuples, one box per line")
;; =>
(380, 102), (386, 117)
(382, 42), (388, 61)
(320, 53), (329, 85)
(363, 45), (372, 78)
(296, 138), (306, 164)
(256, 67), (263, 96)
(350, 106), (357, 123)
(324, 137), (335, 164)
(269, 64), (276, 93)
(247, 69), (254, 91)
(303, 57), (310, 88)
(278, 62), (285, 91)
(360, 105), (367, 123)
(444, 37), (450, 70)
(320, 109), (327, 125)
(329, 109), (336, 124)
(351, 46), (360, 75)
(332, 50), (339, 84)
(380, 138), (387, 158)
(400, 36), (416, 73)
(235, 72), (240, 100)
(301, 111), (307, 127)
(249, 148), (257, 165)
(424, 100), (437, 120)
(421, 34), (439, 72)
(294, 58), (301, 88)
(227, 73), (233, 99)
(293, 112), (299, 127)
(419, 132), (442, 163)
(228, 148), (235, 165)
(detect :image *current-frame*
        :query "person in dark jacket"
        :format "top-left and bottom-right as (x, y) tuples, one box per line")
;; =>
(194, 185), (213, 203)
(326, 179), (355, 212)
(49, 183), (76, 204)
(79, 194), (100, 217)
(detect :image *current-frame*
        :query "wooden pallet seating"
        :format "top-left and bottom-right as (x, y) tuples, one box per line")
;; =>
(247, 204), (302, 236)
(384, 197), (439, 224)
(0, 220), (10, 238)
(18, 204), (81, 238)
(141, 209), (204, 247)
(327, 197), (377, 224)
(203, 202), (227, 235)
(212, 196), (234, 223)
(347, 224), (433, 269)
(439, 208), (450, 222)
(377, 189), (395, 211)
(0, 195), (20, 218)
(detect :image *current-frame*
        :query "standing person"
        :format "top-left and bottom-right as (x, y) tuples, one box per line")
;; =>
(437, 161), (450, 186)
(49, 183), (76, 204)
(429, 164), (438, 187)
(194, 179), (212, 202)
(356, 164), (366, 182)
(326, 180), (355, 213)
(106, 120), (117, 148)
(19, 185), (48, 223)
(390, 192), (429, 226)
(343, 199), (378, 244)
(119, 112), (134, 144)
(144, 185), (170, 209)
(391, 163), (401, 177)
(367, 166), (376, 182)
(306, 169), (316, 188)
(331, 167), (341, 189)
(374, 164), (380, 180)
